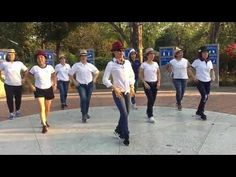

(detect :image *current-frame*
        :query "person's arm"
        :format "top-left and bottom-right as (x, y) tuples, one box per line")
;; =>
(128, 61), (135, 97)
(210, 69), (216, 81)
(68, 65), (79, 87)
(187, 61), (196, 81)
(139, 67), (150, 89)
(0, 70), (4, 83)
(91, 65), (100, 83)
(157, 68), (161, 89)
(25, 70), (36, 92)
(51, 72), (57, 91)
(166, 63), (172, 73)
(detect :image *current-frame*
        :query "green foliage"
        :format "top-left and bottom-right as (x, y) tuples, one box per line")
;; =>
(95, 57), (111, 71)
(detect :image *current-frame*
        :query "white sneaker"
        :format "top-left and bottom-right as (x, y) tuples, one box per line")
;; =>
(15, 110), (21, 117)
(148, 116), (155, 123)
(131, 103), (138, 110)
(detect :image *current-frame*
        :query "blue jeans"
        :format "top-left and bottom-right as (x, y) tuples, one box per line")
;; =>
(172, 79), (187, 105)
(77, 81), (94, 116)
(57, 80), (69, 105)
(196, 81), (211, 114)
(131, 79), (139, 105)
(112, 91), (130, 139)
(143, 81), (158, 118)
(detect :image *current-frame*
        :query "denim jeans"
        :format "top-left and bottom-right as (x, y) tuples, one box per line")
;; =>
(196, 81), (211, 114)
(112, 91), (130, 139)
(172, 79), (187, 105)
(57, 80), (69, 105)
(143, 81), (158, 118)
(77, 81), (94, 116)
(131, 79), (139, 105)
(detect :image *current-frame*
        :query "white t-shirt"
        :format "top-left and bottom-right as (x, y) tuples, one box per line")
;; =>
(29, 65), (55, 89)
(102, 59), (135, 94)
(192, 59), (213, 82)
(169, 58), (189, 79)
(140, 62), (159, 82)
(69, 62), (99, 84)
(55, 63), (70, 81)
(0, 61), (28, 86)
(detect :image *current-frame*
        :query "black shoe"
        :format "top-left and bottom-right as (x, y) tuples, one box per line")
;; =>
(177, 104), (182, 111)
(46, 121), (50, 128)
(82, 115), (87, 123)
(61, 104), (65, 110)
(65, 104), (68, 108)
(200, 113), (207, 120)
(123, 138), (130, 146)
(42, 125), (48, 134)
(86, 114), (90, 119)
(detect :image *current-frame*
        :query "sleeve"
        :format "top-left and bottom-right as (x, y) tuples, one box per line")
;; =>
(29, 66), (35, 75)
(68, 64), (76, 76)
(209, 61), (213, 70)
(192, 60), (197, 69)
(102, 61), (113, 88)
(128, 61), (135, 86)
(90, 64), (99, 74)
(0, 62), (4, 71)
(155, 62), (159, 69)
(50, 65), (55, 73)
(20, 62), (28, 72)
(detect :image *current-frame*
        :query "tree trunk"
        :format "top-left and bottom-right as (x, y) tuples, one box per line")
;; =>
(209, 22), (221, 43)
(55, 41), (61, 61)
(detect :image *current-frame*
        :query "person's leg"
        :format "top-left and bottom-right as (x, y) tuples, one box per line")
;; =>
(112, 91), (129, 141)
(77, 85), (87, 121)
(173, 79), (182, 106)
(4, 84), (14, 117)
(58, 81), (65, 108)
(196, 81), (208, 120)
(85, 82), (94, 116)
(45, 99), (52, 125)
(14, 86), (22, 114)
(64, 81), (70, 106)
(201, 81), (211, 113)
(143, 83), (154, 118)
(180, 79), (187, 102)
(150, 82), (158, 115)
(37, 97), (46, 125)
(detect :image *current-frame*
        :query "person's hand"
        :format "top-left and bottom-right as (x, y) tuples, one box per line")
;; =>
(31, 85), (36, 92)
(52, 84), (57, 92)
(143, 81), (150, 89)
(113, 86), (123, 98)
(74, 80), (79, 87)
(157, 82), (160, 89)
(21, 78), (25, 84)
(193, 77), (198, 83)
(211, 75), (216, 82)
(130, 87), (135, 97)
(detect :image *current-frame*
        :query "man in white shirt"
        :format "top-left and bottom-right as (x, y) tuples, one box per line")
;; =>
(69, 49), (99, 123)
(55, 55), (71, 109)
(103, 41), (135, 146)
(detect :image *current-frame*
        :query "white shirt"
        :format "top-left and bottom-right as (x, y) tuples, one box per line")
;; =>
(55, 63), (70, 81)
(140, 62), (159, 82)
(192, 59), (213, 82)
(29, 65), (55, 89)
(0, 61), (28, 86)
(69, 62), (99, 84)
(169, 58), (189, 79)
(103, 59), (135, 94)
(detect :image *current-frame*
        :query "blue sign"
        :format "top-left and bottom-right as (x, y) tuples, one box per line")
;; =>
(206, 44), (218, 65)
(124, 48), (132, 59)
(44, 51), (55, 66)
(87, 49), (94, 64)
(0, 51), (7, 61)
(160, 47), (174, 66)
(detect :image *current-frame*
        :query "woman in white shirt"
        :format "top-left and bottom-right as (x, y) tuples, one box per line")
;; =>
(192, 46), (215, 120)
(69, 49), (99, 123)
(55, 55), (70, 109)
(139, 48), (161, 123)
(0, 49), (28, 119)
(103, 41), (135, 146)
(27, 50), (57, 133)
(166, 47), (194, 111)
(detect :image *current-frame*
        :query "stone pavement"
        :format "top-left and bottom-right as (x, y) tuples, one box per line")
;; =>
(0, 87), (236, 154)
(0, 106), (236, 154)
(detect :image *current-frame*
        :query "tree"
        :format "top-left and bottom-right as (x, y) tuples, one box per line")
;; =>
(35, 22), (79, 59)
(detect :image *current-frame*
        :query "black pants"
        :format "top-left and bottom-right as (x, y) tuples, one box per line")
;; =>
(196, 81), (211, 114)
(143, 81), (158, 118)
(4, 84), (22, 113)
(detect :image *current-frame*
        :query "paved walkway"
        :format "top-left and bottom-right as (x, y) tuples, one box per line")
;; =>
(0, 87), (236, 154)
(0, 106), (236, 154)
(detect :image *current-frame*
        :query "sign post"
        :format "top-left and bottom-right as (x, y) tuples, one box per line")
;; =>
(206, 44), (219, 87)
(159, 46), (175, 88)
